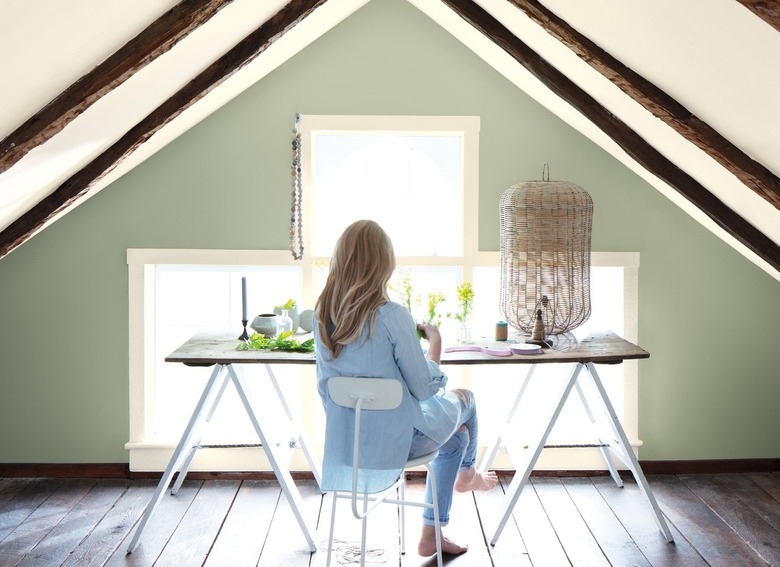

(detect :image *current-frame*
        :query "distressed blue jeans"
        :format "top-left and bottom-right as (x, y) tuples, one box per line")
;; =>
(408, 389), (478, 526)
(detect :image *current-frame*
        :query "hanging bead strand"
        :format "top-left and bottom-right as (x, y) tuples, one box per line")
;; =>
(290, 113), (304, 260)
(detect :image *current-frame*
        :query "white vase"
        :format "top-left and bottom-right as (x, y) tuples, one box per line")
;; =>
(274, 305), (299, 332)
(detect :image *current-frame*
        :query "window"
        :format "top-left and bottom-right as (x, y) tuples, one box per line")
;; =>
(127, 115), (640, 472)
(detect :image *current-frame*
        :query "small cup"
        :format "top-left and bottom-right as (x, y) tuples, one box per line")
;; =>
(495, 321), (508, 341)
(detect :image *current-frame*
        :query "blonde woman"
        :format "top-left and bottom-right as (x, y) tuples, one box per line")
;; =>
(314, 219), (497, 557)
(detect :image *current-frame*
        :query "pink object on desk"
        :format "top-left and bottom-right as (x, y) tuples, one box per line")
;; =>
(444, 345), (513, 357)
(509, 343), (542, 355)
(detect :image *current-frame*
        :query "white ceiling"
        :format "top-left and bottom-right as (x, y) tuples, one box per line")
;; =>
(0, 0), (778, 279)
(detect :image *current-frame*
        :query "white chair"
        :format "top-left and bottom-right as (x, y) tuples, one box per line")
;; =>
(326, 376), (443, 567)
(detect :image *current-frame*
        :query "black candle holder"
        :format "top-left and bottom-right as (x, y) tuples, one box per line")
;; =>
(238, 319), (249, 341)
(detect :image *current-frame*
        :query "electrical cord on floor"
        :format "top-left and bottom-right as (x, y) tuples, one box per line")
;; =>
(320, 539), (388, 565)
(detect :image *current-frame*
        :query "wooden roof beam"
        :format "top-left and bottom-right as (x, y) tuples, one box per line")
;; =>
(0, 0), (328, 260)
(441, 0), (780, 273)
(0, 0), (236, 174)
(507, 0), (780, 212)
(737, 0), (780, 33)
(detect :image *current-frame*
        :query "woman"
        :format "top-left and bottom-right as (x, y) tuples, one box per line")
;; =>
(314, 219), (497, 557)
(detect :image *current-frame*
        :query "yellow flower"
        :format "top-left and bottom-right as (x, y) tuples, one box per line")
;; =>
(451, 281), (474, 323)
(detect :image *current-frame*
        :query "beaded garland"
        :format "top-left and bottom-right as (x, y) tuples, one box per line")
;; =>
(290, 113), (304, 260)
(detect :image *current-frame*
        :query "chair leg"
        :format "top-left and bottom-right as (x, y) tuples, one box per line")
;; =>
(360, 494), (369, 567)
(399, 474), (406, 554)
(327, 492), (339, 567)
(427, 463), (443, 567)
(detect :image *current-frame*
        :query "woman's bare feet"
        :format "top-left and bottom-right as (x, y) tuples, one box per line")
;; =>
(418, 525), (468, 557)
(454, 467), (499, 493)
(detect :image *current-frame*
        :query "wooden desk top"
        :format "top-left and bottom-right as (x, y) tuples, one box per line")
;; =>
(166, 330), (648, 367)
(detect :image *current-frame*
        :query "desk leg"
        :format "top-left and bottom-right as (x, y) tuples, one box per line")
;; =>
(265, 364), (323, 489)
(479, 365), (536, 474)
(490, 363), (583, 546)
(573, 380), (623, 488)
(127, 364), (228, 554)
(170, 371), (232, 495)
(229, 365), (318, 552)
(584, 363), (674, 542)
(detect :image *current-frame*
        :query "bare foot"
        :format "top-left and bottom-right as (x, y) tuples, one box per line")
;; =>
(418, 525), (468, 557)
(454, 467), (499, 492)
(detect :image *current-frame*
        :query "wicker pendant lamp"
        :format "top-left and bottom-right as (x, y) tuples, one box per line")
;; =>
(499, 165), (593, 341)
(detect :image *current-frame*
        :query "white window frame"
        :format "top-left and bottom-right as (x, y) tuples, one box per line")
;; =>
(299, 114), (480, 259)
(127, 249), (638, 471)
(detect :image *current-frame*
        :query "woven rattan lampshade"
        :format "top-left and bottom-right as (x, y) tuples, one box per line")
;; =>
(499, 176), (593, 336)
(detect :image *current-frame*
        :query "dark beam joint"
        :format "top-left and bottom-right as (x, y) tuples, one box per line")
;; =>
(440, 0), (780, 273)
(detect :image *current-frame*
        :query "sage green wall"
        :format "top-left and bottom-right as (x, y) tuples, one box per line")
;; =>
(1, 0), (778, 464)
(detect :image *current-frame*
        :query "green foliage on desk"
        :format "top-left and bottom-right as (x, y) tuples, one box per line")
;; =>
(236, 331), (315, 353)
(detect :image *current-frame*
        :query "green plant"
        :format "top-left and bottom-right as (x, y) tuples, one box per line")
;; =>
(389, 270), (417, 313)
(275, 298), (297, 311)
(237, 331), (314, 353)
(425, 291), (445, 327)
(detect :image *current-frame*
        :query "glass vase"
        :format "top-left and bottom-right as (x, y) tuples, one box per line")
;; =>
(277, 309), (294, 335)
(458, 322), (472, 344)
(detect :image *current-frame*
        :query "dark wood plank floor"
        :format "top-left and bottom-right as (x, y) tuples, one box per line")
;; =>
(1, 472), (779, 566)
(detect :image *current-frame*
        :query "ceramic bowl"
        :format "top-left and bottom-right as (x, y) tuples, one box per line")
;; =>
(250, 313), (279, 336)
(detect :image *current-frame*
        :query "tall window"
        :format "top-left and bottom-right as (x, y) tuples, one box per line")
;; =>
(127, 115), (640, 472)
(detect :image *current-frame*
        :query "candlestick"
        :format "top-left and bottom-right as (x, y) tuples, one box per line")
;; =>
(238, 319), (249, 341)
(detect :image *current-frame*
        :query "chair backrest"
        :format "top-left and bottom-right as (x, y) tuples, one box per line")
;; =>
(327, 376), (406, 514)
(327, 376), (403, 411)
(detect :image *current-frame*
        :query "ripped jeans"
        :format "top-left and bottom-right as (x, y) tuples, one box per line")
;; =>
(407, 389), (479, 526)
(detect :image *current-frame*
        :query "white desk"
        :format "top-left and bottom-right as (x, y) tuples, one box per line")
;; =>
(128, 330), (672, 553)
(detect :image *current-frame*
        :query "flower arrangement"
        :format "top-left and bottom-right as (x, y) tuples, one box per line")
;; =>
(450, 281), (474, 323)
(389, 271), (476, 342)
(449, 281), (474, 343)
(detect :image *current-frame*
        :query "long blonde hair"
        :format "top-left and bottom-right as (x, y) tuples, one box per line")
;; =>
(315, 220), (396, 358)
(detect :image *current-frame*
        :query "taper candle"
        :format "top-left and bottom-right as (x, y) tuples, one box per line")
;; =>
(241, 276), (247, 320)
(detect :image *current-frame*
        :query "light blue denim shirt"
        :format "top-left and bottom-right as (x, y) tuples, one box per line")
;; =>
(314, 301), (460, 493)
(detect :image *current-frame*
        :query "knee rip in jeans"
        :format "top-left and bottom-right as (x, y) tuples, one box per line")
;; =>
(452, 388), (473, 406)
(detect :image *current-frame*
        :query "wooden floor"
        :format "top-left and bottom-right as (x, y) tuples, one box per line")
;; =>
(1, 472), (779, 566)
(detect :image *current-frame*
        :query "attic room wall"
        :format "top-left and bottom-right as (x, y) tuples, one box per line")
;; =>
(0, 0), (778, 466)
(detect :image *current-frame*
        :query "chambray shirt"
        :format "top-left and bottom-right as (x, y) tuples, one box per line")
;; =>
(314, 301), (460, 494)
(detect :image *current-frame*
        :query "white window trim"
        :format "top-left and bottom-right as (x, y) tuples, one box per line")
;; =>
(126, 248), (639, 472)
(299, 114), (481, 259)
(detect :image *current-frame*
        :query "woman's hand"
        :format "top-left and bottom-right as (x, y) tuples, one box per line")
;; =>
(416, 322), (441, 342)
(416, 323), (442, 364)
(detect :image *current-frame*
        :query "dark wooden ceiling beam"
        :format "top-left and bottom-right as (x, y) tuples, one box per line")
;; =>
(736, 0), (780, 32)
(507, 0), (780, 212)
(440, 0), (780, 273)
(0, 0), (235, 174)
(0, 0), (328, 260)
